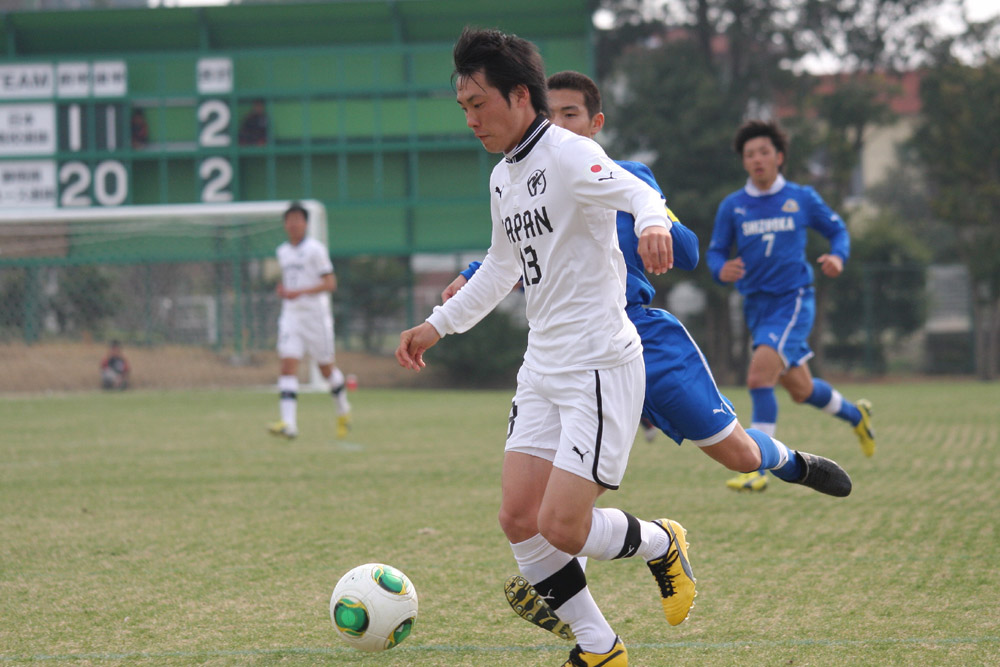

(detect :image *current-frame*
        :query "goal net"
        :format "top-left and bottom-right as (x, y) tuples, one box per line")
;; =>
(0, 200), (332, 392)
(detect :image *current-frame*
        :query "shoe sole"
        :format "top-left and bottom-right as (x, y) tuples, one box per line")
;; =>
(504, 576), (576, 641)
(794, 452), (852, 497)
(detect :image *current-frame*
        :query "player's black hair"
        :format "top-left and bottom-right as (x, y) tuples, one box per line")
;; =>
(734, 120), (788, 157)
(452, 26), (549, 116)
(547, 71), (602, 119)
(284, 201), (308, 221)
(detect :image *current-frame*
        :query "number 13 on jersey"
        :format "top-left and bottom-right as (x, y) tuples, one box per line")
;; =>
(519, 245), (542, 287)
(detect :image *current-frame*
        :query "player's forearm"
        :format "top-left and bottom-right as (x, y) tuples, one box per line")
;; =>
(705, 247), (729, 282)
(427, 256), (517, 336)
(669, 218), (700, 271)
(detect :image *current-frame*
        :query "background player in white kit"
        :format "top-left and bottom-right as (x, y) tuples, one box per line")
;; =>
(396, 27), (693, 667)
(268, 202), (351, 440)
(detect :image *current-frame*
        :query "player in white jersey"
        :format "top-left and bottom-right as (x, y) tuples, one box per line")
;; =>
(268, 202), (351, 440)
(395, 28), (692, 667)
(444, 71), (852, 644)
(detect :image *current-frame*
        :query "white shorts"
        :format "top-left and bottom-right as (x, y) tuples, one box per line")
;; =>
(277, 309), (335, 365)
(505, 356), (645, 490)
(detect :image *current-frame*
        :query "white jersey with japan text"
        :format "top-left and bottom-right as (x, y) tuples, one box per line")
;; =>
(276, 237), (333, 317)
(426, 118), (671, 374)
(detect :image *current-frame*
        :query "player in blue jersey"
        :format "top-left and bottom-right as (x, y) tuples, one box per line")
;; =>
(443, 72), (853, 645)
(707, 119), (876, 492)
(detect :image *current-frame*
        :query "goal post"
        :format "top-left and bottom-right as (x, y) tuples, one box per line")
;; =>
(0, 199), (333, 390)
(0, 199), (328, 249)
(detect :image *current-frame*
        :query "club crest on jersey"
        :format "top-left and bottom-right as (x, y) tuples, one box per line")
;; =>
(782, 199), (800, 213)
(527, 169), (547, 197)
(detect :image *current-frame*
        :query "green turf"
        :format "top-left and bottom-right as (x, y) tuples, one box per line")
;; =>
(2, 382), (999, 665)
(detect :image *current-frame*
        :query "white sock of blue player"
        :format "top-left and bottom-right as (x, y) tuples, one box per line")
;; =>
(577, 508), (670, 562)
(510, 534), (616, 654)
(804, 379), (862, 426)
(745, 428), (802, 481)
(750, 387), (778, 435)
(278, 375), (298, 430)
(328, 366), (350, 414)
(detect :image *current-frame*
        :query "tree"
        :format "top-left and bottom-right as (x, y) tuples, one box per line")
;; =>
(606, 36), (747, 380)
(338, 256), (409, 354)
(433, 309), (528, 388)
(52, 266), (120, 338)
(599, 0), (808, 381)
(912, 56), (1000, 379)
(826, 215), (930, 373)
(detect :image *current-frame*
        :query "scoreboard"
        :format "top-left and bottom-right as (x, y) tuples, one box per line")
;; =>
(0, 57), (247, 209)
(0, 1), (593, 254)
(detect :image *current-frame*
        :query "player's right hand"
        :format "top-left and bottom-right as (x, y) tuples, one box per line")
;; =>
(396, 322), (441, 371)
(638, 225), (673, 274)
(441, 275), (468, 303)
(719, 257), (745, 282)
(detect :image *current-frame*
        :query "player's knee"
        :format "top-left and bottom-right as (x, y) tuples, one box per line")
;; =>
(498, 507), (537, 544)
(729, 446), (763, 473)
(537, 513), (586, 555)
(711, 435), (762, 473)
(788, 389), (809, 403)
(746, 372), (773, 390)
(785, 381), (812, 403)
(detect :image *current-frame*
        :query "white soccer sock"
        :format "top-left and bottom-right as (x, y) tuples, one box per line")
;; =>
(509, 534), (615, 654)
(557, 588), (619, 654)
(328, 367), (350, 414)
(821, 390), (844, 416)
(577, 507), (629, 560)
(278, 375), (298, 430)
(576, 508), (671, 562)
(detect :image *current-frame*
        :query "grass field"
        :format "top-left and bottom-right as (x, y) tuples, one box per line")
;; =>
(2, 381), (999, 666)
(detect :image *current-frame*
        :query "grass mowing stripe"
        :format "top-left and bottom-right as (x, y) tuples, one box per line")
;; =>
(4, 636), (1000, 662)
(2, 384), (999, 666)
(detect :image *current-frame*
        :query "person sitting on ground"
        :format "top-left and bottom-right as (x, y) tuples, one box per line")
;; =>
(100, 340), (130, 390)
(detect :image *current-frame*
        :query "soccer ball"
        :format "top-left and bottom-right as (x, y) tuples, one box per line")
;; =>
(329, 563), (418, 652)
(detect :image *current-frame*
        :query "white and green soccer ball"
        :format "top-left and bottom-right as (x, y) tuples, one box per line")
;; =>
(330, 563), (418, 652)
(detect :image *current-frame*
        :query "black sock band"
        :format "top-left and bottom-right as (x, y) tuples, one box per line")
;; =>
(532, 559), (587, 610)
(613, 511), (642, 559)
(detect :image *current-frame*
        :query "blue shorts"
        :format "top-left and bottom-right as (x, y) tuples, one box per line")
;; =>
(743, 287), (815, 368)
(629, 305), (738, 446)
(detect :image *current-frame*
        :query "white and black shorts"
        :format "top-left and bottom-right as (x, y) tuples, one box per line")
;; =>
(277, 309), (335, 365)
(504, 355), (645, 490)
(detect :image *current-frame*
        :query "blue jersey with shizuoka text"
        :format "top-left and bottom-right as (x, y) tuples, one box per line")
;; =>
(707, 178), (850, 296)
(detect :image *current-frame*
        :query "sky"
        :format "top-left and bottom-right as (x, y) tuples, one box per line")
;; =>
(154, 0), (998, 23)
(967, 0), (1000, 22)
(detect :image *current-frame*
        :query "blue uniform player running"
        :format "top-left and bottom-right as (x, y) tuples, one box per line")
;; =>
(707, 119), (876, 492)
(443, 72), (854, 649)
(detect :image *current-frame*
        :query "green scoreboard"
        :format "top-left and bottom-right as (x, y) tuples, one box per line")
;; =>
(0, 1), (593, 255)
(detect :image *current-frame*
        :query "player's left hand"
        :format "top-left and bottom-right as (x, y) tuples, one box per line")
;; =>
(396, 322), (441, 371)
(441, 275), (468, 303)
(817, 254), (844, 278)
(638, 226), (673, 274)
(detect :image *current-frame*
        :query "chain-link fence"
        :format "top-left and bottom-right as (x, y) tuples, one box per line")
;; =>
(0, 249), (980, 393)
